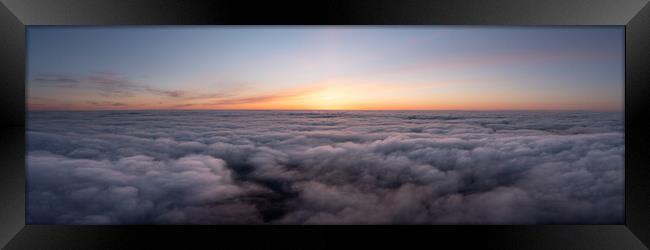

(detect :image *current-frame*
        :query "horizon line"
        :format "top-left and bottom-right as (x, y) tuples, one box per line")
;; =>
(27, 108), (623, 112)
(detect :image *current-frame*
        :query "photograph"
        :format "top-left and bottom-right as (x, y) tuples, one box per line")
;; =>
(26, 26), (624, 225)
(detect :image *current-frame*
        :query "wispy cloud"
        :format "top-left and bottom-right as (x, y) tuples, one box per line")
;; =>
(143, 87), (185, 98)
(168, 84), (331, 110)
(87, 101), (128, 107)
(31, 72), (191, 100)
(32, 74), (80, 87)
(205, 89), (313, 106)
(373, 50), (622, 77)
(30, 72), (310, 110)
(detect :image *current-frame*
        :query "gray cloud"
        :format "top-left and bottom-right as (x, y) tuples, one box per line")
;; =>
(143, 86), (185, 98)
(27, 110), (624, 224)
(31, 73), (189, 99)
(32, 74), (81, 90)
(33, 74), (80, 84)
(31, 73), (320, 108)
(86, 101), (128, 107)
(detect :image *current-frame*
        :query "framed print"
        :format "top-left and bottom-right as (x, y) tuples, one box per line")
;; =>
(1, 0), (649, 249)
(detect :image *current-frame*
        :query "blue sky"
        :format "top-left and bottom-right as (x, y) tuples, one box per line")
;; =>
(27, 26), (624, 110)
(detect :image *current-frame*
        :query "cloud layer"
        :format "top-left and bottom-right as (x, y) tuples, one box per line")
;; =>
(27, 110), (624, 224)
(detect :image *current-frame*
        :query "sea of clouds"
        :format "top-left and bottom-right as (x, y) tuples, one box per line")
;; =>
(26, 110), (624, 224)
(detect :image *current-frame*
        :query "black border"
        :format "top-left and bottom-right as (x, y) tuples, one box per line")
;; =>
(1, 0), (649, 249)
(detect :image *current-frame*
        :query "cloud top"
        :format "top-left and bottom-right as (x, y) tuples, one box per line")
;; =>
(27, 110), (624, 224)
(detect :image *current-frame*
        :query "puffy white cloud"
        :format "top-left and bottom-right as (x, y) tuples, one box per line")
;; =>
(27, 152), (267, 224)
(27, 110), (624, 224)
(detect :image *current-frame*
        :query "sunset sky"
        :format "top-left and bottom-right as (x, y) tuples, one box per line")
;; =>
(27, 27), (624, 111)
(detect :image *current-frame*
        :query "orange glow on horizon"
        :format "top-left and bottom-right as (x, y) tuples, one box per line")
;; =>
(27, 74), (623, 112)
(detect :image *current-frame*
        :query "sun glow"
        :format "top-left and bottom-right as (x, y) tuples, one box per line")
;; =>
(299, 86), (365, 110)
(27, 28), (623, 111)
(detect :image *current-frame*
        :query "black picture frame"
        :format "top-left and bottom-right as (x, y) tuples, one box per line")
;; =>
(1, 0), (649, 249)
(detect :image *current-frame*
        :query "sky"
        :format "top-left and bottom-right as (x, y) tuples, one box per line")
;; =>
(27, 26), (624, 111)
